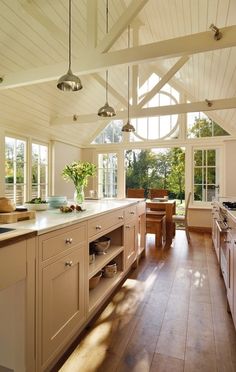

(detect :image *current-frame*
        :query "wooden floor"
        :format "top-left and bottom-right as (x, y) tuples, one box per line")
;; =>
(56, 231), (236, 372)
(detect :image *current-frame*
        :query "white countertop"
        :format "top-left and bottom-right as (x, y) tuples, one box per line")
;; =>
(0, 199), (141, 242)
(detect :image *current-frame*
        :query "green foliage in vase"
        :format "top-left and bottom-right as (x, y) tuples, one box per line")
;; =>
(62, 161), (96, 187)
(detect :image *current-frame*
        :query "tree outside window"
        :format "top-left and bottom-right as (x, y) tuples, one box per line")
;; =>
(125, 148), (185, 202)
(32, 143), (48, 200)
(5, 136), (26, 205)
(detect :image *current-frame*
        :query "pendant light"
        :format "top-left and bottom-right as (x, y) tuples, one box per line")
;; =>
(98, 0), (116, 117)
(122, 25), (135, 132)
(57, 0), (82, 91)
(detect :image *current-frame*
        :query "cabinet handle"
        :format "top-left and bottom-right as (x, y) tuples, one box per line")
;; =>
(65, 238), (73, 244)
(126, 225), (131, 229)
(118, 216), (124, 220)
(130, 211), (135, 215)
(96, 225), (102, 230)
(224, 240), (231, 243)
(65, 261), (73, 267)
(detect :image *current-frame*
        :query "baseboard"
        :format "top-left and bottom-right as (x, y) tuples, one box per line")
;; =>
(189, 226), (212, 233)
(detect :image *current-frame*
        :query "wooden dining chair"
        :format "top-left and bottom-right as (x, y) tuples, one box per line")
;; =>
(149, 189), (168, 199)
(172, 192), (191, 242)
(127, 188), (145, 198)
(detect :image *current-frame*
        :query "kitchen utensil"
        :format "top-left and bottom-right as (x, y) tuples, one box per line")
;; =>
(93, 236), (111, 255)
(89, 271), (102, 289)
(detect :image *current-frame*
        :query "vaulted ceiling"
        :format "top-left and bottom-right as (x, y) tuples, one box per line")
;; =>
(0, 0), (236, 146)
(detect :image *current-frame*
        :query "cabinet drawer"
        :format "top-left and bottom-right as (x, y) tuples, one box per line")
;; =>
(40, 223), (87, 261)
(0, 240), (26, 290)
(88, 209), (124, 238)
(125, 205), (137, 222)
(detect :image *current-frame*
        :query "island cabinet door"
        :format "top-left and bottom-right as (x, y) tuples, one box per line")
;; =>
(41, 244), (86, 366)
(124, 218), (138, 270)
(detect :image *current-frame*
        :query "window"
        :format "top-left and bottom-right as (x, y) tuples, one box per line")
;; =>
(98, 153), (117, 198)
(92, 120), (123, 144)
(187, 111), (229, 138)
(193, 149), (218, 202)
(125, 147), (185, 200)
(5, 136), (27, 205)
(32, 143), (48, 199)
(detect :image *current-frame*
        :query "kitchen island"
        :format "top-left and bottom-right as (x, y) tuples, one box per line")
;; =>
(0, 199), (146, 372)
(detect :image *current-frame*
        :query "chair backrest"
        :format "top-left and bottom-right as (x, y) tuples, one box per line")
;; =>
(127, 188), (145, 198)
(185, 192), (192, 219)
(149, 189), (168, 199)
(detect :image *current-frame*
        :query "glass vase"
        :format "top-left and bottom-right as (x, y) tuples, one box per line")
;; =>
(74, 184), (85, 205)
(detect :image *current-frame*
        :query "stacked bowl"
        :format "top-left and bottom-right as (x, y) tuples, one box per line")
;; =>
(47, 196), (67, 209)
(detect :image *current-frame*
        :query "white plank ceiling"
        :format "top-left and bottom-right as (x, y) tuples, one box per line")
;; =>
(0, 0), (236, 146)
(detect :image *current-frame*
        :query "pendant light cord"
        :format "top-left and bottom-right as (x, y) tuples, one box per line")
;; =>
(127, 25), (130, 121)
(68, 0), (72, 71)
(105, 0), (109, 103)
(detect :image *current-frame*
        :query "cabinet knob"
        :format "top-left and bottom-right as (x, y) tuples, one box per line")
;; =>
(96, 225), (102, 230)
(65, 238), (73, 245)
(65, 261), (73, 267)
(126, 225), (131, 229)
(118, 216), (124, 220)
(130, 211), (135, 215)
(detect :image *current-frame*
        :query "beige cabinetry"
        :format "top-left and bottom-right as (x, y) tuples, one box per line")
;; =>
(124, 205), (138, 269)
(37, 223), (87, 371)
(137, 201), (146, 257)
(0, 236), (36, 372)
(227, 236), (234, 311)
(212, 204), (220, 261)
(233, 240), (236, 327)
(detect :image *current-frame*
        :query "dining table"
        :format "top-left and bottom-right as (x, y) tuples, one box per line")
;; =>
(146, 199), (176, 245)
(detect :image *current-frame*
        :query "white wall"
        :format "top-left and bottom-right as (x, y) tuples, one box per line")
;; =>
(224, 140), (236, 197)
(52, 141), (81, 200)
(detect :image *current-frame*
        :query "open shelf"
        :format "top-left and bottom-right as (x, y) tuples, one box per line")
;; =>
(89, 271), (124, 313)
(89, 245), (124, 279)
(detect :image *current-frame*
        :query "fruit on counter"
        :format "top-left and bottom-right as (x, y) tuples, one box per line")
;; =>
(60, 206), (73, 213)
(0, 197), (16, 212)
(59, 204), (85, 213)
(26, 197), (47, 204)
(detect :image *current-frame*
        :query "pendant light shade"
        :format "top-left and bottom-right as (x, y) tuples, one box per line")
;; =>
(57, 0), (82, 91)
(98, 0), (116, 117)
(122, 26), (135, 133)
(121, 120), (135, 132)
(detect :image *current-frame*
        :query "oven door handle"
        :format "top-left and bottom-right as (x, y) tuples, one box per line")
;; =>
(216, 220), (228, 233)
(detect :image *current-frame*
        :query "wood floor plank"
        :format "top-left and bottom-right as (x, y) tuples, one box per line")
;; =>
(150, 353), (184, 372)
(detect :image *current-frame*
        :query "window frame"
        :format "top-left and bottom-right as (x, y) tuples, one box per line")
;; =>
(191, 145), (222, 205)
(4, 134), (50, 205)
(5, 135), (27, 205)
(97, 152), (118, 198)
(31, 141), (49, 200)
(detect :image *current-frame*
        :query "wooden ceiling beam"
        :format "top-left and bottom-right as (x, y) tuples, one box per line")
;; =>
(138, 56), (190, 108)
(50, 97), (236, 126)
(1, 25), (236, 90)
(96, 0), (148, 53)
